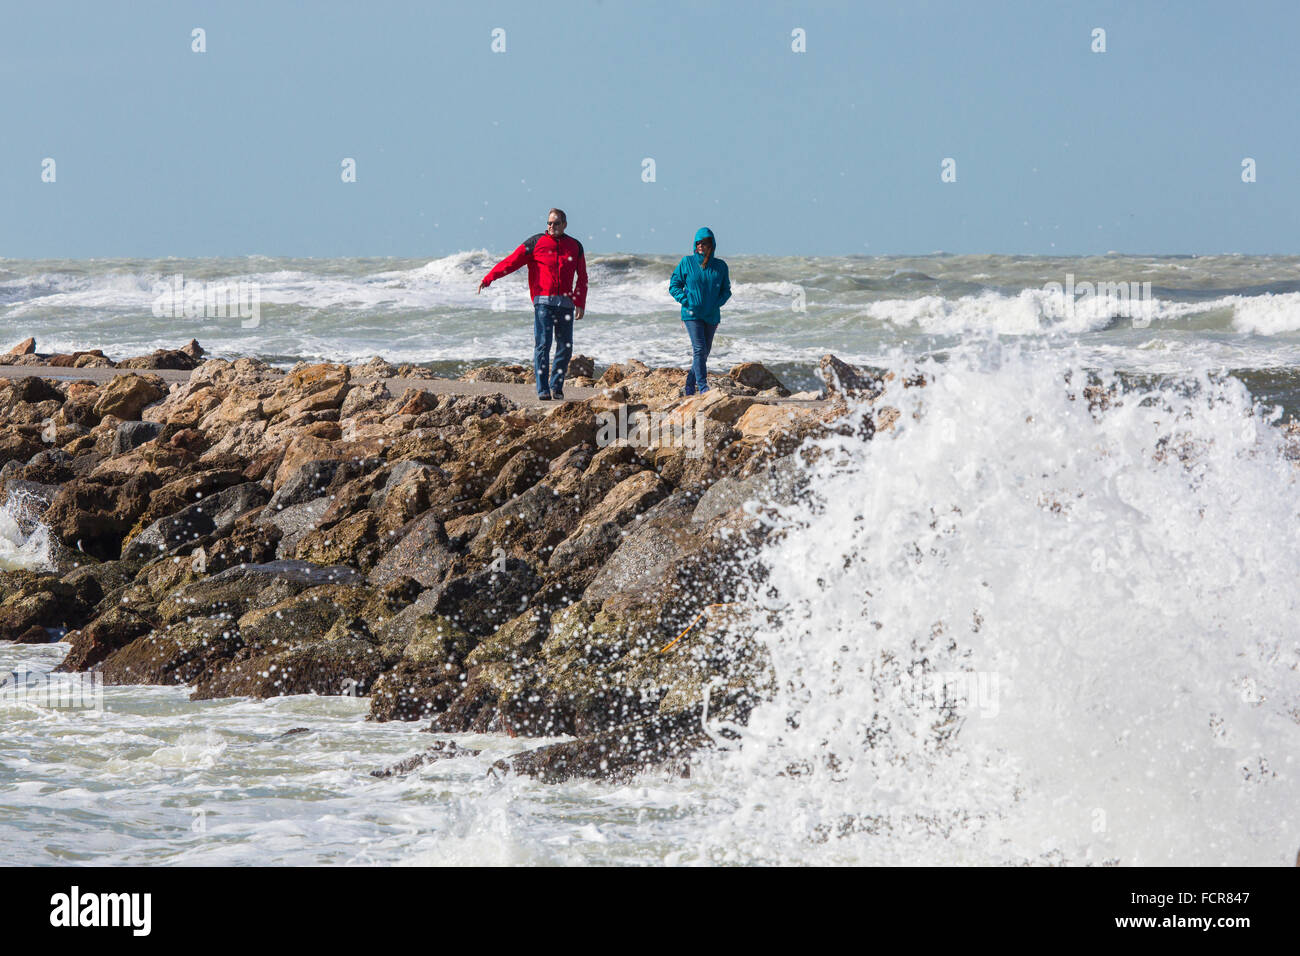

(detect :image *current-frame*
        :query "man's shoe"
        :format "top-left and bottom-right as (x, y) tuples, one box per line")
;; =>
(538, 392), (553, 401)
(552, 388), (565, 401)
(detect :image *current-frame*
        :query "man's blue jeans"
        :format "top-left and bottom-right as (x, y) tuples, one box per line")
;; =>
(683, 319), (717, 394)
(533, 302), (574, 395)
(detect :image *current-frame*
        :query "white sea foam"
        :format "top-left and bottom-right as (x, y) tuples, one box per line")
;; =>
(0, 490), (53, 572)
(1225, 292), (1300, 335)
(860, 289), (1254, 336)
(696, 344), (1300, 865)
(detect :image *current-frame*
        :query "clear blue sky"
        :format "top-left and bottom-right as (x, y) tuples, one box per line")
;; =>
(3, 0), (1297, 258)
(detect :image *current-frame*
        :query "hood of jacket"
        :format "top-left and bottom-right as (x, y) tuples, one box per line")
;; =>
(693, 227), (716, 253)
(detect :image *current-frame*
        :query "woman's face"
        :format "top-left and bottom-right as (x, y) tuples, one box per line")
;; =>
(696, 239), (714, 256)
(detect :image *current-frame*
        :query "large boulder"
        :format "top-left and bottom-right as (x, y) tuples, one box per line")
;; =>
(468, 479), (585, 565)
(266, 460), (345, 512)
(272, 434), (383, 491)
(459, 364), (533, 384)
(261, 499), (329, 559)
(155, 560), (363, 624)
(367, 511), (455, 588)
(234, 583), (394, 652)
(122, 482), (269, 562)
(117, 348), (201, 371)
(0, 426), (46, 469)
(690, 453), (809, 524)
(92, 373), (167, 421)
(111, 420), (163, 456)
(433, 560), (541, 638)
(190, 356), (280, 389)
(816, 353), (884, 400)
(290, 511), (379, 567)
(20, 449), (77, 485)
(583, 493), (701, 604)
(547, 469), (670, 574)
(2, 337), (36, 360)
(340, 379), (392, 417)
(493, 709), (710, 783)
(202, 522), (283, 574)
(368, 461), (440, 535)
(353, 356), (398, 379)
(137, 469), (245, 529)
(67, 350), (114, 368)
(198, 419), (270, 466)
(0, 569), (101, 640)
(57, 605), (153, 671)
(190, 638), (386, 700)
(262, 363), (351, 420)
(96, 618), (243, 687)
(368, 611), (479, 721)
(732, 404), (804, 443)
(43, 474), (157, 560)
(729, 362), (786, 392)
(481, 449), (550, 506)
(57, 559), (140, 613)
(673, 389), (756, 427)
(0, 376), (63, 415)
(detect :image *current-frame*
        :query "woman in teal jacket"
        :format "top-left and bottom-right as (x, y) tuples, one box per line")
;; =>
(669, 227), (731, 395)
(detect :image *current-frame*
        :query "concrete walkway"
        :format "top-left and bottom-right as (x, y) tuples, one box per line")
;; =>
(0, 364), (828, 409)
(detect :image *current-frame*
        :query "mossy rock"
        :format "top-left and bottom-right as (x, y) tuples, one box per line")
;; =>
(465, 608), (549, 667)
(236, 584), (380, 651)
(191, 637), (384, 700)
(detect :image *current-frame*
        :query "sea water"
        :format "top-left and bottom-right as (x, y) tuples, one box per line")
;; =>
(1, 255), (1298, 864)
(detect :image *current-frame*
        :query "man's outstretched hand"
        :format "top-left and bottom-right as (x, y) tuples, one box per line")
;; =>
(476, 280), (485, 294)
(575, 308), (584, 321)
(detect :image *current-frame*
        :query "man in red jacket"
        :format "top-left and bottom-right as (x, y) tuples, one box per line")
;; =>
(477, 208), (588, 400)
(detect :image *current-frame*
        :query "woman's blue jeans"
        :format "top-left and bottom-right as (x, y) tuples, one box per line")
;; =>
(683, 319), (717, 394)
(534, 303), (574, 395)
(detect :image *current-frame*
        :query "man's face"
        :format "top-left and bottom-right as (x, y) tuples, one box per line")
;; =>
(696, 239), (713, 256)
(547, 215), (566, 237)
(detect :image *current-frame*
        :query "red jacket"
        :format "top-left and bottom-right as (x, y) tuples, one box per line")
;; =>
(481, 233), (588, 310)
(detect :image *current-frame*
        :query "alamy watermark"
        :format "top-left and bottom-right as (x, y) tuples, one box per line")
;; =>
(50, 886), (151, 936)
(1041, 273), (1155, 328)
(151, 274), (261, 328)
(894, 670), (1000, 719)
(1, 667), (104, 712)
(596, 405), (705, 458)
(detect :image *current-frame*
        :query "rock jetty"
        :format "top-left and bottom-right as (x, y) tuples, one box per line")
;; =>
(0, 341), (907, 780)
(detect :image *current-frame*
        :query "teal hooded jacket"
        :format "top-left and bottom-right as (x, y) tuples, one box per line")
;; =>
(669, 227), (731, 324)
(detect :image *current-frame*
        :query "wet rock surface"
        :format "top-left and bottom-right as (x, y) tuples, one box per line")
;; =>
(370, 740), (481, 777)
